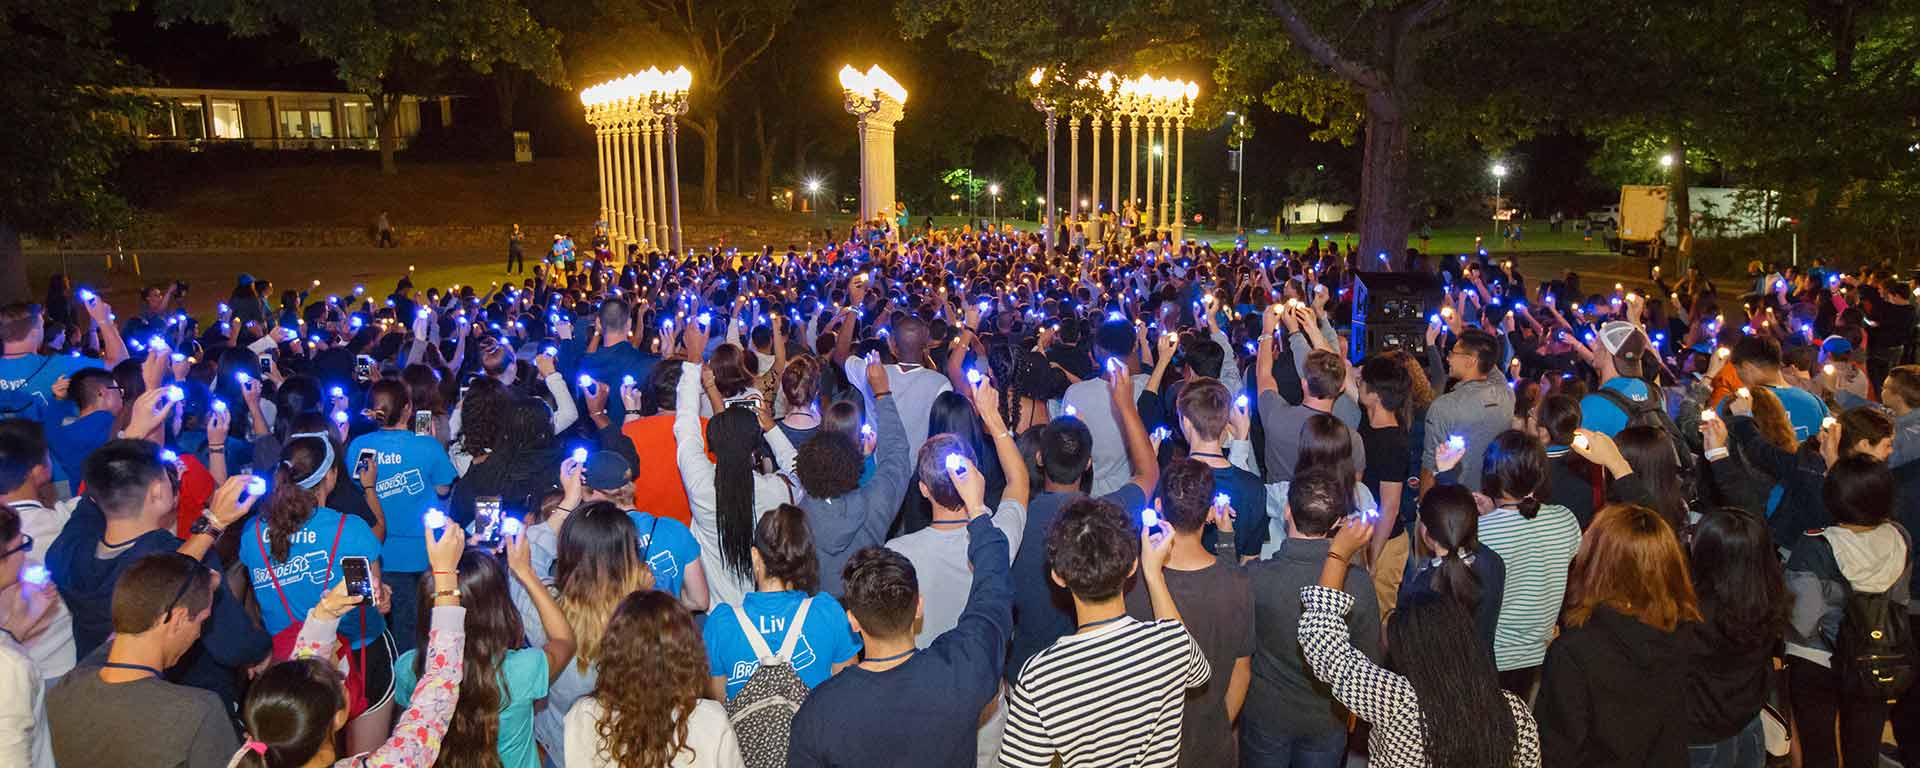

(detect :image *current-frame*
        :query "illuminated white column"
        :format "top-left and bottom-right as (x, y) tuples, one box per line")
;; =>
(841, 65), (909, 229)
(1157, 116), (1171, 232)
(1128, 114), (1139, 224)
(1145, 116), (1158, 234)
(614, 118), (633, 246)
(1067, 114), (1080, 229)
(636, 117), (654, 247)
(1090, 114), (1102, 238)
(1172, 117), (1186, 243)
(652, 119), (670, 247)
(594, 120), (611, 234)
(1109, 116), (1121, 226)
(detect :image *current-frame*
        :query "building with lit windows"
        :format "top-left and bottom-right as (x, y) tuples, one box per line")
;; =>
(127, 86), (454, 151)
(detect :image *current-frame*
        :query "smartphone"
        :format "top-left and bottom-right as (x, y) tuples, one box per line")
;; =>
(341, 556), (373, 598)
(258, 353), (274, 371)
(354, 354), (374, 383)
(355, 448), (376, 478)
(413, 410), (433, 436)
(472, 496), (504, 548)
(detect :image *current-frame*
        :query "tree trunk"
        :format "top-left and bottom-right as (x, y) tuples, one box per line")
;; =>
(729, 123), (743, 200)
(373, 92), (401, 175)
(493, 69), (524, 131)
(1668, 135), (1692, 270)
(753, 104), (776, 208)
(1356, 89), (1411, 267)
(0, 222), (25, 304)
(688, 114), (721, 217)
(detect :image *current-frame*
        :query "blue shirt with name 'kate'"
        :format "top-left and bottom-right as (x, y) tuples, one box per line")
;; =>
(348, 429), (456, 573)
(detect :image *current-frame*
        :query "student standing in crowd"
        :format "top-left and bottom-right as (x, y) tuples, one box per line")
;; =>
(1000, 497), (1209, 768)
(1121, 458), (1253, 768)
(1682, 507), (1787, 767)
(1535, 503), (1700, 767)
(702, 504), (861, 701)
(564, 591), (745, 768)
(790, 453), (1013, 767)
(1241, 467), (1378, 768)
(1296, 511), (1539, 767)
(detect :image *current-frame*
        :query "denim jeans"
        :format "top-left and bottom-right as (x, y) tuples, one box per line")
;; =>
(1687, 714), (1765, 768)
(1239, 719), (1347, 768)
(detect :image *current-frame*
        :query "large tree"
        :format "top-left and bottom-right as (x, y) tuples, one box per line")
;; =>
(0, 0), (150, 302)
(584, 0), (797, 217)
(160, 0), (566, 174)
(899, 0), (1543, 259)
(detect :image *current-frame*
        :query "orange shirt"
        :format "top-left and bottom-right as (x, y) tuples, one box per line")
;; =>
(621, 413), (703, 527)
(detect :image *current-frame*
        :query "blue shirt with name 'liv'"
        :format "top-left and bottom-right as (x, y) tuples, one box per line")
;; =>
(704, 590), (862, 700)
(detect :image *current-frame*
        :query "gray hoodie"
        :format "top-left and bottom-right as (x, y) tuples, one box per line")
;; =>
(801, 394), (912, 596)
(1421, 376), (1516, 491)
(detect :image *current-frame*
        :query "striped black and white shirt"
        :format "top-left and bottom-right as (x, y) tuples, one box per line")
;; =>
(999, 616), (1210, 768)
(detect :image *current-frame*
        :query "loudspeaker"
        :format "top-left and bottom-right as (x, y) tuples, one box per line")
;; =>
(1350, 271), (1445, 360)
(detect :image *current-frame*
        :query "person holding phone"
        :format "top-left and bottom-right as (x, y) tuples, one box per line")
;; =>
(346, 380), (455, 656)
(239, 433), (395, 756)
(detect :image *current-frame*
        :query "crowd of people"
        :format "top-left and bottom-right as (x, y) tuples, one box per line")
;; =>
(0, 222), (1917, 768)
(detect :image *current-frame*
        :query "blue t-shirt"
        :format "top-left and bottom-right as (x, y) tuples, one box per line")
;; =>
(1578, 377), (1654, 436)
(395, 646), (549, 768)
(1767, 384), (1830, 441)
(705, 590), (862, 700)
(47, 411), (115, 494)
(348, 429), (457, 572)
(0, 353), (100, 421)
(239, 507), (386, 647)
(629, 511), (700, 599)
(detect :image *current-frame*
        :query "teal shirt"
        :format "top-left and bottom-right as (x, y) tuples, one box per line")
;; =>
(395, 646), (549, 768)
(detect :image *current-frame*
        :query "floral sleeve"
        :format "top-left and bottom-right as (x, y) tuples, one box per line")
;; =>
(333, 606), (468, 768)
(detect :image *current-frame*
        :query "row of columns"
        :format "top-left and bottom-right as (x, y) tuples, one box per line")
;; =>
(1049, 111), (1188, 244)
(588, 114), (684, 256)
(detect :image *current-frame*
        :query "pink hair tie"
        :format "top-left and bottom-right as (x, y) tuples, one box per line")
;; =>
(244, 741), (269, 755)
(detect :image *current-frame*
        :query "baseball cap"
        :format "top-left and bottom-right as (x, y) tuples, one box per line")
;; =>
(1821, 335), (1853, 356)
(583, 452), (633, 490)
(1597, 321), (1645, 360)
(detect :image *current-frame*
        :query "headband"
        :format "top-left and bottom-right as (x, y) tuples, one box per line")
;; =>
(286, 432), (335, 489)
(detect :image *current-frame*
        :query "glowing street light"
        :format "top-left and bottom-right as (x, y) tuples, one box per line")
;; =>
(988, 183), (1000, 225)
(1659, 154), (1676, 168)
(1490, 162), (1510, 239)
(581, 65), (692, 254)
(841, 64), (909, 232)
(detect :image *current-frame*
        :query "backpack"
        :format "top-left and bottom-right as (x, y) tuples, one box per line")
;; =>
(724, 596), (815, 768)
(1593, 386), (1701, 505)
(1826, 538), (1916, 701)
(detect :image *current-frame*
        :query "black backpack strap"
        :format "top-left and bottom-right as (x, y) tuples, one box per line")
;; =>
(1592, 386), (1643, 418)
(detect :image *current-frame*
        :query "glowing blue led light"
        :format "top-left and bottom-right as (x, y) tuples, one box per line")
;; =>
(1214, 493), (1231, 508)
(1142, 507), (1160, 527)
(1063, 404), (1078, 417)
(424, 508), (447, 530)
(21, 565), (49, 586)
(164, 385), (185, 402)
(577, 374), (595, 390)
(211, 399), (227, 413)
(966, 369), (984, 387)
(246, 476), (268, 497)
(330, 386), (344, 399)
(622, 374), (635, 387)
(160, 449), (178, 463)
(332, 411), (348, 425)
(502, 518), (524, 538)
(1235, 394), (1250, 411)
(1447, 435), (1466, 450)
(945, 454), (968, 474)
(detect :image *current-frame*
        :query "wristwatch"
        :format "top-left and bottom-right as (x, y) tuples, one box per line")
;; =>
(190, 516), (225, 539)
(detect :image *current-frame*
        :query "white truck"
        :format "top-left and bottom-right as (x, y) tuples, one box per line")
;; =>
(1616, 185), (1780, 255)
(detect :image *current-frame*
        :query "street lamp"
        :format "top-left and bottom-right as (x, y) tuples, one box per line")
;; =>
(988, 183), (1000, 226)
(841, 64), (909, 232)
(582, 65), (692, 254)
(1227, 110), (1247, 232)
(1659, 154), (1675, 168)
(805, 178), (823, 217)
(1490, 162), (1509, 238)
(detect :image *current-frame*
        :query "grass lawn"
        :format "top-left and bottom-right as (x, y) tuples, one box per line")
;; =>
(901, 215), (1604, 255)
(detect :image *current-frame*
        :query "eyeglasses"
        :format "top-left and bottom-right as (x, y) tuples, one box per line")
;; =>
(0, 534), (31, 559)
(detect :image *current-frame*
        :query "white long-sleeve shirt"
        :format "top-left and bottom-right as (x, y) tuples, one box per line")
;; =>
(0, 636), (52, 768)
(673, 362), (801, 606)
